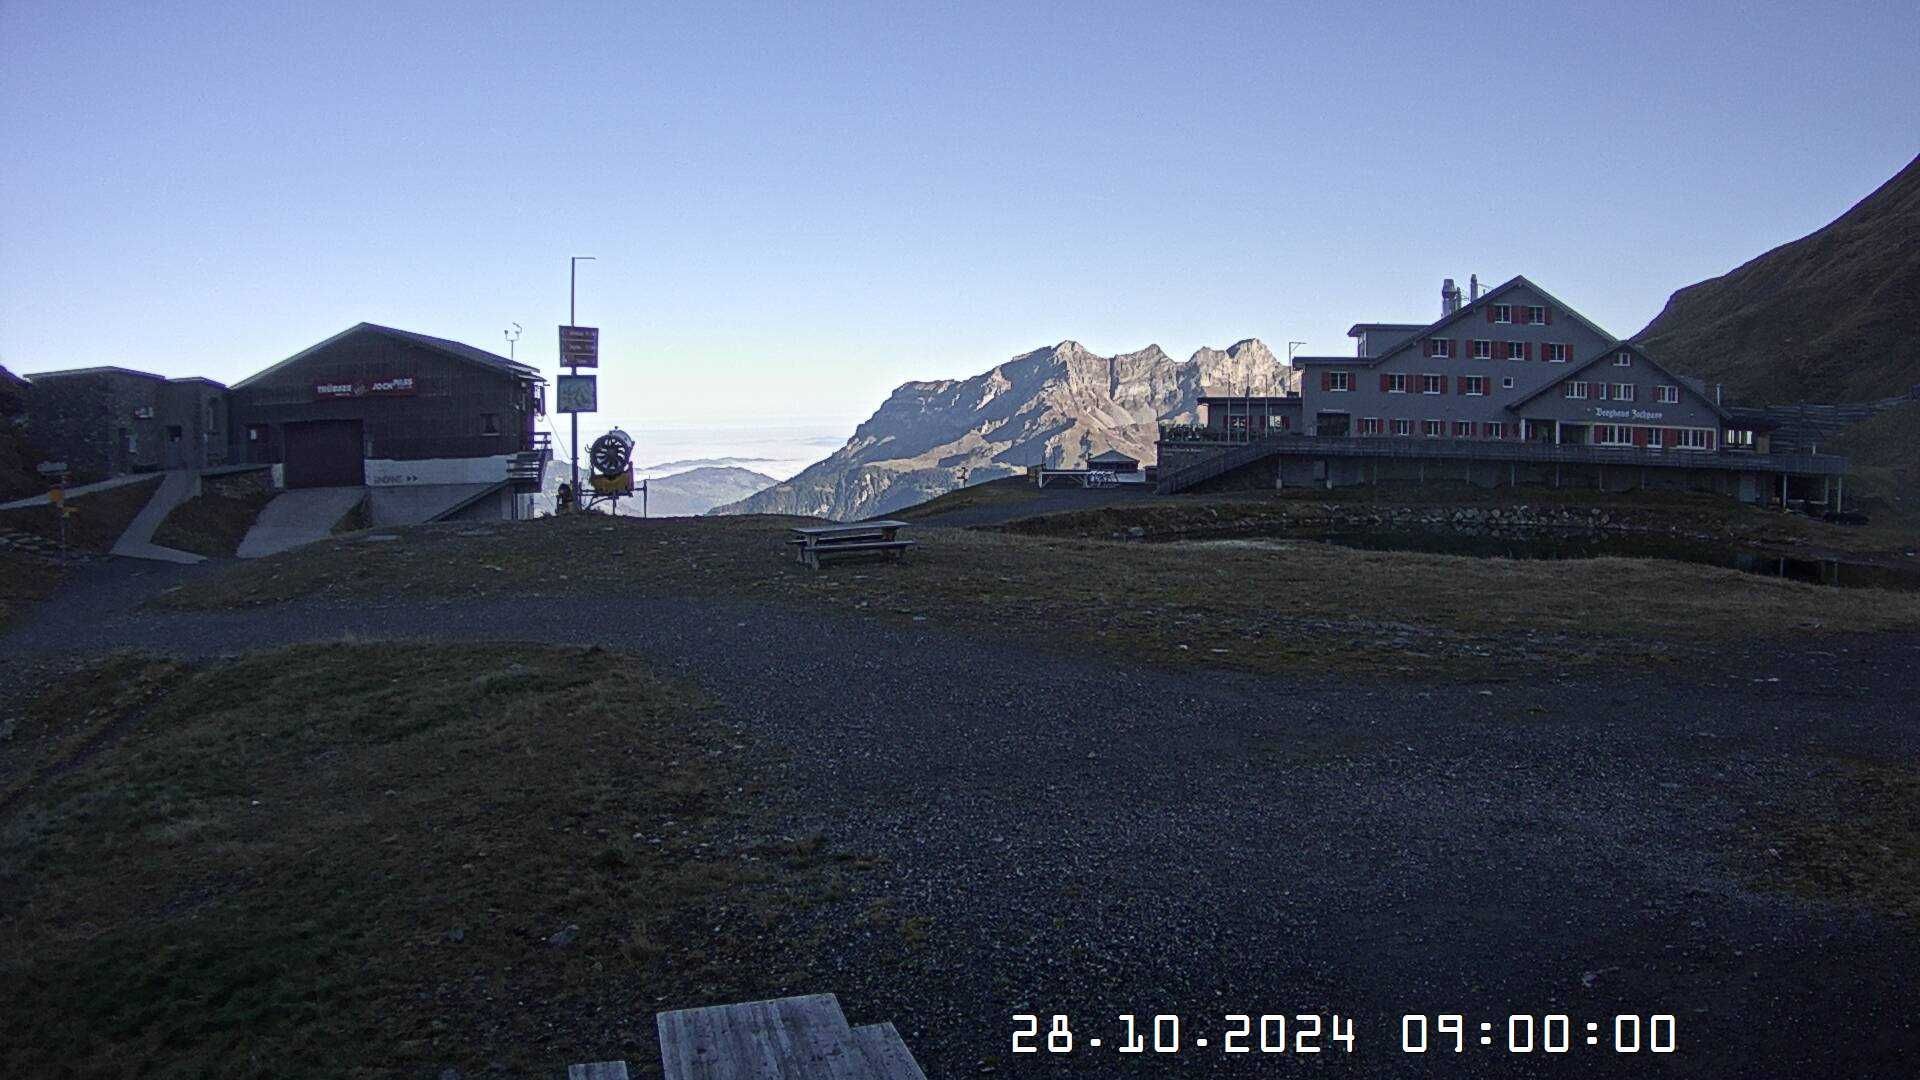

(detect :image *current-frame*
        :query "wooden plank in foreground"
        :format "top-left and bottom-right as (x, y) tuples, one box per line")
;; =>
(568, 1063), (631, 1080)
(849, 1022), (928, 1080)
(658, 993), (880, 1079)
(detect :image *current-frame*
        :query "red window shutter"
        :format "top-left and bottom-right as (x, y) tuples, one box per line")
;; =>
(1380, 374), (1390, 392)
(1544, 307), (1554, 325)
(1321, 371), (1332, 391)
(1452, 338), (1461, 359)
(1456, 376), (1468, 394)
(1633, 427), (1648, 447)
(1486, 306), (1496, 324)
(1439, 377), (1449, 395)
(1706, 430), (1715, 450)
(1525, 342), (1534, 360)
(1565, 344), (1573, 365)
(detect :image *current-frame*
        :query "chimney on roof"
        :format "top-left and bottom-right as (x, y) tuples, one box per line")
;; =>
(1441, 278), (1462, 316)
(1469, 274), (1482, 302)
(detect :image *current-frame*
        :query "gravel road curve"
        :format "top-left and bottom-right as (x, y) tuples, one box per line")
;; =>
(4, 556), (1917, 1078)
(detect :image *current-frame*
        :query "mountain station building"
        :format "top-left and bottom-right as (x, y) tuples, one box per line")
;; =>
(21, 323), (552, 523)
(1157, 275), (1848, 508)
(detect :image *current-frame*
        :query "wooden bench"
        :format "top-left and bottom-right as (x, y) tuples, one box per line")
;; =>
(788, 520), (915, 569)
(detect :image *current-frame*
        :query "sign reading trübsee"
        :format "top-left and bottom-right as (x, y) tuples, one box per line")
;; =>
(556, 373), (597, 413)
(559, 325), (599, 368)
(314, 376), (417, 399)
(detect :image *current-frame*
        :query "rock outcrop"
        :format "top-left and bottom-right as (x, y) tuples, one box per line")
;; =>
(712, 339), (1291, 521)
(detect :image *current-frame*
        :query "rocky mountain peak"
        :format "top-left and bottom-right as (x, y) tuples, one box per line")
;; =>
(713, 335), (1296, 521)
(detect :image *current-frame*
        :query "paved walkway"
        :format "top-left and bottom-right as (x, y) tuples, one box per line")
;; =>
(109, 469), (205, 564)
(0, 471), (156, 511)
(235, 486), (366, 558)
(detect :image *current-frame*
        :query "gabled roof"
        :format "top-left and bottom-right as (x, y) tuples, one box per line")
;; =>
(232, 322), (543, 391)
(1504, 340), (1731, 420)
(1341, 276), (1622, 369)
(1345, 322), (1426, 336)
(23, 365), (167, 382)
(1088, 449), (1138, 463)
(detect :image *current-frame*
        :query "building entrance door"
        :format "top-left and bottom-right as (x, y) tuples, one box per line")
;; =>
(1314, 412), (1350, 437)
(283, 419), (365, 488)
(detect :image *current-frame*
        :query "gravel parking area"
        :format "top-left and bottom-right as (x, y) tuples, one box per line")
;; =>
(4, 559), (1918, 1078)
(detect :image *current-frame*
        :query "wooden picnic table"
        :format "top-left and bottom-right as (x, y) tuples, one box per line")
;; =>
(787, 519), (915, 569)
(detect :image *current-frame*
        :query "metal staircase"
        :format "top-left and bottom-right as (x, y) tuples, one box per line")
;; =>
(1156, 437), (1280, 494)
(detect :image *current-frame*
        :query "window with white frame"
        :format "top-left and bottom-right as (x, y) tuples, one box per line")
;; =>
(1543, 342), (1567, 363)
(1615, 351), (1633, 367)
(1423, 419), (1445, 438)
(1492, 304), (1512, 323)
(1359, 417), (1382, 436)
(1501, 376), (1514, 388)
(1564, 381), (1588, 400)
(1593, 424), (1633, 446)
(1725, 428), (1756, 449)
(1471, 338), (1492, 359)
(1328, 371), (1351, 391)
(1646, 427), (1664, 449)
(1526, 305), (1546, 324)
(1392, 418), (1412, 436)
(1386, 373), (1407, 393)
(1657, 385), (1680, 403)
(1484, 421), (1506, 439)
(1430, 338), (1452, 359)
(1507, 341), (1526, 360)
(1421, 374), (1444, 394)
(1454, 420), (1473, 438)
(1675, 428), (1708, 450)
(1463, 375), (1487, 396)
(1613, 383), (1635, 402)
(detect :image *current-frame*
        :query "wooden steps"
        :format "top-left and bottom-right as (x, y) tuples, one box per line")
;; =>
(849, 1022), (928, 1080)
(637, 993), (924, 1079)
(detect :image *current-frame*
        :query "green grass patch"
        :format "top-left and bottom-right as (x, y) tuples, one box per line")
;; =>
(1753, 760), (1920, 918)
(895, 476), (1039, 520)
(0, 643), (856, 1078)
(146, 513), (1920, 680)
(0, 550), (63, 633)
(0, 474), (162, 552)
(151, 486), (275, 557)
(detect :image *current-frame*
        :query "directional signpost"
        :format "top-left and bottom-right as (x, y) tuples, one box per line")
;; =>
(558, 325), (599, 368)
(561, 256), (598, 508)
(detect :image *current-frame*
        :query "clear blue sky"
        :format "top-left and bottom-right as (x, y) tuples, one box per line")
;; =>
(3, 1), (1915, 428)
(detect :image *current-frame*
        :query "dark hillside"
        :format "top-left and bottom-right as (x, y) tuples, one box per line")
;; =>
(1633, 153), (1920, 404)
(0, 365), (43, 500)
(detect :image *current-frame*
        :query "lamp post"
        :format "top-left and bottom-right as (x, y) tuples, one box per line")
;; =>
(504, 322), (522, 362)
(569, 256), (596, 498)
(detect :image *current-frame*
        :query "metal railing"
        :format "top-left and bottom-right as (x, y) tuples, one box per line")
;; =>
(1154, 430), (1849, 494)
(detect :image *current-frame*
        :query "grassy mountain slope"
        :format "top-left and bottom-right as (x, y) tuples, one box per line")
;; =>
(1633, 153), (1920, 404)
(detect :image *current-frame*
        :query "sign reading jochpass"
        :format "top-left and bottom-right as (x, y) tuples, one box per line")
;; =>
(558, 325), (599, 368)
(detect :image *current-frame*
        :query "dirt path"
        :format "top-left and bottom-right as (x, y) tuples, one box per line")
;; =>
(4, 562), (1918, 1077)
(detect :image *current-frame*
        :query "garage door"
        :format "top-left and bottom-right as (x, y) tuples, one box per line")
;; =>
(283, 419), (365, 488)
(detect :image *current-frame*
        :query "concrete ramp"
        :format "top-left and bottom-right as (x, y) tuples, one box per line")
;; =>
(110, 469), (205, 564)
(237, 487), (366, 559)
(367, 483), (502, 527)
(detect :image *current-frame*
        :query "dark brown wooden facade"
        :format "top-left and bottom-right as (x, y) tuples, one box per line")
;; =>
(228, 324), (543, 468)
